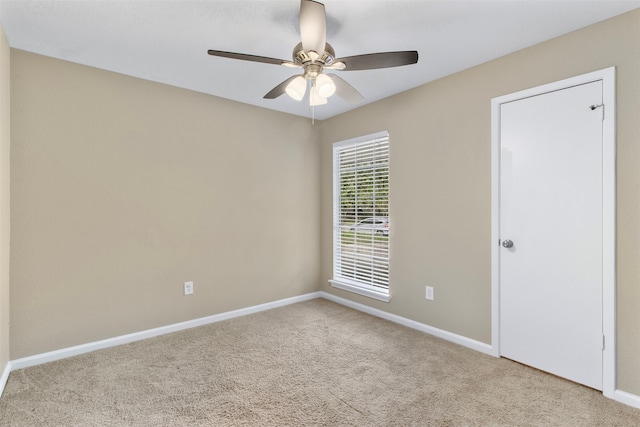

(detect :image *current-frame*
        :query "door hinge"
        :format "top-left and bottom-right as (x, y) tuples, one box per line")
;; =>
(602, 335), (605, 350)
(589, 103), (604, 120)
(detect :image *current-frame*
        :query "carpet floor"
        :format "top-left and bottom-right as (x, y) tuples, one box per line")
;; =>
(1, 298), (639, 426)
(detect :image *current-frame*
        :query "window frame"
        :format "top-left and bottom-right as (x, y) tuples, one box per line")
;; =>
(329, 130), (391, 303)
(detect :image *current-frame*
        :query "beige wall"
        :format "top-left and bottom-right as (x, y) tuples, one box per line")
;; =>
(319, 10), (640, 395)
(7, 7), (640, 399)
(0, 24), (10, 373)
(10, 50), (319, 359)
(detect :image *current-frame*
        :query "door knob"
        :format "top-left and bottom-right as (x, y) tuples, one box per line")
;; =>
(502, 239), (514, 248)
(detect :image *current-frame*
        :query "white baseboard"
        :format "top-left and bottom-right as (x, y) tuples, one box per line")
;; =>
(613, 389), (640, 410)
(10, 291), (322, 371)
(0, 360), (10, 398)
(319, 292), (640, 409)
(319, 291), (494, 356)
(7, 290), (640, 411)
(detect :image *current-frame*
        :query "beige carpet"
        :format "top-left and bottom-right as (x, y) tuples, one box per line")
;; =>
(1, 299), (639, 426)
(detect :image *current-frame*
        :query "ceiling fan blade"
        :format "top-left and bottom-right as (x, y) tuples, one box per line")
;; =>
(263, 75), (301, 99)
(208, 50), (290, 66)
(327, 74), (364, 104)
(300, 0), (326, 55)
(333, 51), (418, 71)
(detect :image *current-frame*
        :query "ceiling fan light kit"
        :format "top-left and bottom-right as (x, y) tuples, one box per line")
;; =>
(208, 0), (418, 110)
(315, 74), (336, 98)
(285, 75), (307, 101)
(310, 85), (328, 106)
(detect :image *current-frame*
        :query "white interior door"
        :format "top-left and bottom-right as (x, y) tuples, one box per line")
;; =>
(499, 81), (603, 390)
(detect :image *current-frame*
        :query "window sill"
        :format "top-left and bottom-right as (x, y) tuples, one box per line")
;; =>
(329, 280), (391, 303)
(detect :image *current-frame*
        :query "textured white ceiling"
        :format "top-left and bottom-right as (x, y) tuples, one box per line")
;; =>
(1, 0), (639, 120)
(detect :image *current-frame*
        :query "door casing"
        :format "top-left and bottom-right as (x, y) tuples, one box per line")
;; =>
(490, 67), (616, 397)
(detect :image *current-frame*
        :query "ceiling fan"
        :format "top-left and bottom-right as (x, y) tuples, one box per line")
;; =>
(207, 0), (418, 107)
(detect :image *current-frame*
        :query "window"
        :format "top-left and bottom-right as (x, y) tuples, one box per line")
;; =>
(330, 131), (390, 302)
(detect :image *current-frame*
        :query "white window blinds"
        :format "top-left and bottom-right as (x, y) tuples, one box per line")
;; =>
(331, 131), (390, 300)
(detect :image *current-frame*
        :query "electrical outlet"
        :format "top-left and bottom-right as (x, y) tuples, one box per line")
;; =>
(184, 281), (193, 295)
(426, 286), (434, 301)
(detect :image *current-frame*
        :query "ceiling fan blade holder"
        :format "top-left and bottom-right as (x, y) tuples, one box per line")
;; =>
(208, 50), (289, 66)
(300, 0), (326, 56)
(334, 51), (419, 71)
(327, 74), (364, 104)
(324, 61), (346, 70)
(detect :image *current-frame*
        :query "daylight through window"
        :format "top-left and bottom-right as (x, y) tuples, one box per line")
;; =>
(330, 131), (390, 302)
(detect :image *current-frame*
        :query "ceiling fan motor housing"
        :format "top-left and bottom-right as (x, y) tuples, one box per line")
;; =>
(293, 42), (336, 69)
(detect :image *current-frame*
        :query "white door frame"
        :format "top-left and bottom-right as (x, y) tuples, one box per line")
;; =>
(491, 67), (616, 397)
